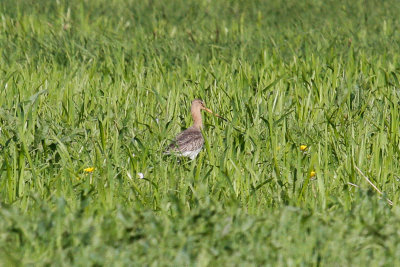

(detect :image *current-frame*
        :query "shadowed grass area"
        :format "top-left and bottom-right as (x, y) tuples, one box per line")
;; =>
(1, 0), (400, 265)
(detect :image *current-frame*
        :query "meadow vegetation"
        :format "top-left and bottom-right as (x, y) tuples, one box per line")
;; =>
(1, 0), (400, 265)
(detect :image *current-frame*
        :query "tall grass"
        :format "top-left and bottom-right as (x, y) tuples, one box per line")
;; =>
(1, 0), (400, 265)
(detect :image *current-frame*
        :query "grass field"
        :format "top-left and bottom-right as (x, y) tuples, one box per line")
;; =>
(1, 0), (400, 265)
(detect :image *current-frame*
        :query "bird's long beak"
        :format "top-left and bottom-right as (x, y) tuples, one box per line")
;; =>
(203, 107), (227, 121)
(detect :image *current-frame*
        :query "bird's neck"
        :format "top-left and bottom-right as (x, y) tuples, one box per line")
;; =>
(191, 109), (203, 129)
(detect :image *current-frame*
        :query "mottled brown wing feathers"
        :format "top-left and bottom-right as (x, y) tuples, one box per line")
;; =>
(166, 127), (204, 153)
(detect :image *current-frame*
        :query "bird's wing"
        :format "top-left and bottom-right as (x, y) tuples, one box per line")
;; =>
(165, 127), (204, 153)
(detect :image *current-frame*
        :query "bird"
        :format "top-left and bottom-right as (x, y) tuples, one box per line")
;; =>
(164, 99), (224, 160)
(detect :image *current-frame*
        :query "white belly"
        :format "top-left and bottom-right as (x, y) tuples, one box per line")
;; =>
(181, 147), (203, 160)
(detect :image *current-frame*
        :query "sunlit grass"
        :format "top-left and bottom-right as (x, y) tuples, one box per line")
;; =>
(1, 0), (400, 265)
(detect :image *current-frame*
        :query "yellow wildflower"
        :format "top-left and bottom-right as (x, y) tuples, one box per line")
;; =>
(84, 167), (95, 173)
(300, 145), (308, 151)
(310, 171), (316, 178)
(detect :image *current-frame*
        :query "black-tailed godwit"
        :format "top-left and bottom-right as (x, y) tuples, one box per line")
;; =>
(165, 99), (223, 160)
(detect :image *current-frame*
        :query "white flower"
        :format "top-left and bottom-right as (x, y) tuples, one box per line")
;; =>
(132, 153), (135, 157)
(138, 172), (144, 179)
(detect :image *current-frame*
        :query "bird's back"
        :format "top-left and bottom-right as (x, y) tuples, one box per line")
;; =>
(165, 126), (204, 159)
